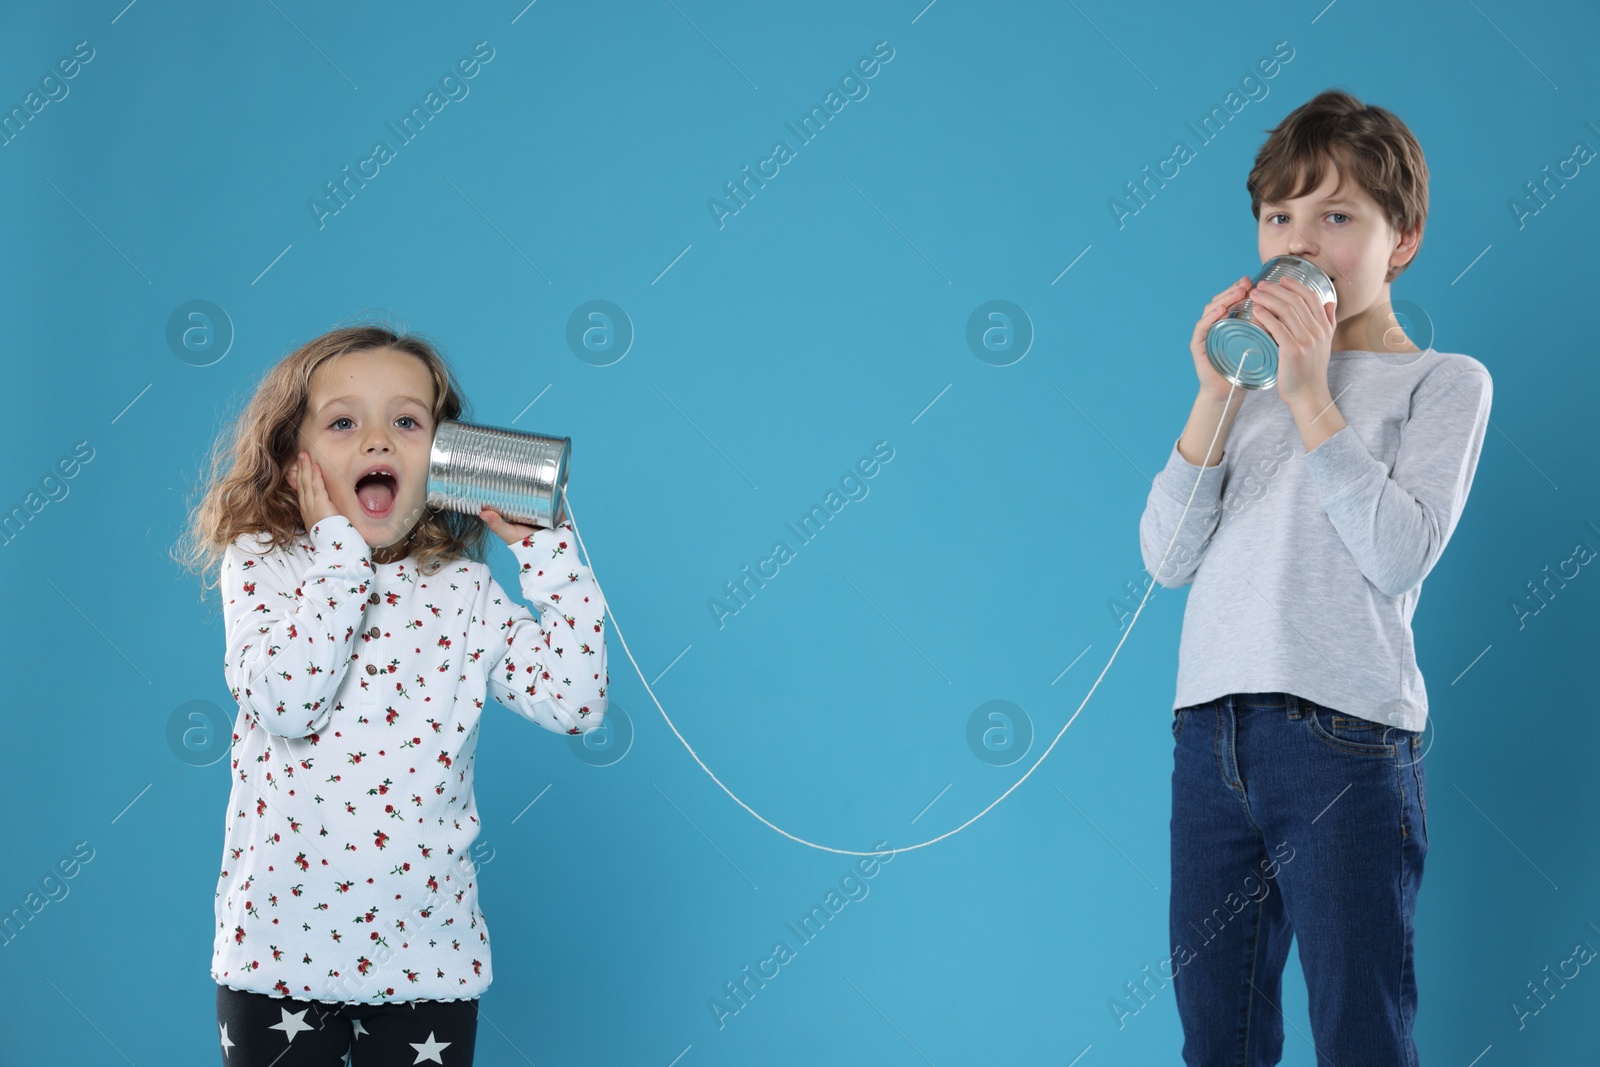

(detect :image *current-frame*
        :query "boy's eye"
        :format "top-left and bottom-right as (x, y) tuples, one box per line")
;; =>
(1266, 212), (1348, 225)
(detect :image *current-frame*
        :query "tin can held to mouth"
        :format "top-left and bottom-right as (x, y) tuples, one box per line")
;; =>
(1205, 255), (1337, 390)
(425, 419), (571, 530)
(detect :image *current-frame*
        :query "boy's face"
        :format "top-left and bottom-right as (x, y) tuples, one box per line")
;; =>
(1257, 163), (1422, 352)
(285, 347), (437, 554)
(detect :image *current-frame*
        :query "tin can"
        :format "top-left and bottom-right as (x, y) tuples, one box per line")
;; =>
(425, 419), (570, 529)
(1205, 255), (1337, 390)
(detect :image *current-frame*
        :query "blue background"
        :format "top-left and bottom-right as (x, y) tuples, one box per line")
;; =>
(3, 0), (1597, 1063)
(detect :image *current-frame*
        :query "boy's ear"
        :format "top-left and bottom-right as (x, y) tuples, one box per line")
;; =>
(1394, 223), (1423, 267)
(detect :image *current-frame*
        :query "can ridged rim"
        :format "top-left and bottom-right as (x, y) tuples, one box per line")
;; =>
(1262, 254), (1338, 306)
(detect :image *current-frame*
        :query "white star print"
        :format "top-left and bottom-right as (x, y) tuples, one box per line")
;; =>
(410, 1030), (452, 1063)
(269, 1006), (317, 1042)
(219, 1022), (235, 1058)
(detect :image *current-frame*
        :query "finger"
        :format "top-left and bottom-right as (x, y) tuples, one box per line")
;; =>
(310, 460), (334, 507)
(1214, 276), (1250, 298)
(1285, 278), (1325, 326)
(1252, 303), (1283, 341)
(1251, 284), (1286, 315)
(1262, 298), (1302, 337)
(1272, 285), (1311, 334)
(1249, 285), (1292, 322)
(1204, 296), (1237, 324)
(1274, 276), (1313, 315)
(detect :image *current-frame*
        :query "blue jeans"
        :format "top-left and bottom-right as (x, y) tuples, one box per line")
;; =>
(1168, 692), (1428, 1066)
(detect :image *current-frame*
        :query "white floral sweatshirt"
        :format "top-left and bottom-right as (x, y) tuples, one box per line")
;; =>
(211, 513), (607, 1003)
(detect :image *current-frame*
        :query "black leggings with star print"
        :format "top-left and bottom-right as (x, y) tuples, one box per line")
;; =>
(216, 984), (478, 1066)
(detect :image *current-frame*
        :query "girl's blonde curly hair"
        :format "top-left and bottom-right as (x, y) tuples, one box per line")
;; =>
(173, 320), (492, 606)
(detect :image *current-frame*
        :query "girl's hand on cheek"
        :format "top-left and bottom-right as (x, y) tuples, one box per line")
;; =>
(289, 451), (340, 531)
(480, 505), (541, 545)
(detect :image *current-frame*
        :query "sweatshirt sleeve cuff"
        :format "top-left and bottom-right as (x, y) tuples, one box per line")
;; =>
(1299, 425), (1376, 503)
(1155, 438), (1227, 506)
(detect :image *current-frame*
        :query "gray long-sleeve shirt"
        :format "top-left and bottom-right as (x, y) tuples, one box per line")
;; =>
(1139, 348), (1493, 732)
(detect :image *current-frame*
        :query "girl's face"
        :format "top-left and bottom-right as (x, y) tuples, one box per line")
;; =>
(1257, 162), (1423, 353)
(284, 347), (437, 553)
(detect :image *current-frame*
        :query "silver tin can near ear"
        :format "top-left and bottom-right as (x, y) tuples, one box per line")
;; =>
(425, 419), (571, 529)
(1205, 255), (1337, 390)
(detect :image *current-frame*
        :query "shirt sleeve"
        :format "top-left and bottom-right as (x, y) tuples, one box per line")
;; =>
(220, 515), (375, 738)
(1139, 438), (1227, 588)
(1300, 367), (1493, 597)
(479, 521), (609, 735)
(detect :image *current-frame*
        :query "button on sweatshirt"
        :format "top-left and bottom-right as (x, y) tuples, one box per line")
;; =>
(1138, 348), (1492, 732)
(211, 514), (607, 1003)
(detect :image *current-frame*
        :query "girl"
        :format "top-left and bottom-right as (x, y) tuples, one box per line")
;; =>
(175, 323), (609, 1066)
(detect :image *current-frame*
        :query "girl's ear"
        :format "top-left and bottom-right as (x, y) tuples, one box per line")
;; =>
(283, 457), (297, 491)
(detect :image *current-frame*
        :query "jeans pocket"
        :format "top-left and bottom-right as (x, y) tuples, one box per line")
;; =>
(1304, 704), (1402, 757)
(1171, 707), (1191, 743)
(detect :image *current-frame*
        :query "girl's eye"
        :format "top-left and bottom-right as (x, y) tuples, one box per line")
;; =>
(329, 415), (422, 430)
(1328, 212), (1349, 224)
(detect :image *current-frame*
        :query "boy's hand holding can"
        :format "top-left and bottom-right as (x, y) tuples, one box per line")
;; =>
(1191, 277), (1254, 403)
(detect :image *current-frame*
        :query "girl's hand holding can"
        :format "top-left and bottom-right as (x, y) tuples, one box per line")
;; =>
(1190, 276), (1252, 403)
(287, 451), (340, 531)
(479, 505), (541, 546)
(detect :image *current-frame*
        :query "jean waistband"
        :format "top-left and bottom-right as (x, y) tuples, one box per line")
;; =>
(1178, 692), (1309, 714)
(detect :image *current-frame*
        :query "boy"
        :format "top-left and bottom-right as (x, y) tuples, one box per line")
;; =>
(1138, 88), (1493, 1065)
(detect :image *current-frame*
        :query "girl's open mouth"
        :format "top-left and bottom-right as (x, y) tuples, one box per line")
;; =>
(355, 472), (398, 518)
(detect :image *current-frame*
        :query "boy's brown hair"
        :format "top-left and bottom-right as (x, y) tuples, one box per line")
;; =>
(1247, 88), (1428, 283)
(174, 321), (493, 606)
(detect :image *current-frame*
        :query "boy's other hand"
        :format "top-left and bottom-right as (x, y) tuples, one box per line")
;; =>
(1191, 276), (1254, 403)
(1248, 275), (1336, 407)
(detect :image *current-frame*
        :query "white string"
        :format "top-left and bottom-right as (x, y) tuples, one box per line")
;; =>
(557, 377), (1239, 858)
